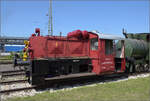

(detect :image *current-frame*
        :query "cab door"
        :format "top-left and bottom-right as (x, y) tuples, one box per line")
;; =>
(100, 39), (115, 73)
(89, 37), (100, 74)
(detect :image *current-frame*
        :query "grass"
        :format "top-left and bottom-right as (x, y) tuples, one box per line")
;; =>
(0, 55), (13, 60)
(0, 52), (23, 60)
(0, 55), (13, 64)
(6, 76), (150, 101)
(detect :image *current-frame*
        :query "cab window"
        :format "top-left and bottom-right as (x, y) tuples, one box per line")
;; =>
(90, 38), (98, 50)
(105, 40), (113, 55)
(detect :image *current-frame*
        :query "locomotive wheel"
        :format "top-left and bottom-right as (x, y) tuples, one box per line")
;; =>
(139, 65), (144, 72)
(129, 63), (134, 73)
(126, 57), (135, 73)
(144, 64), (149, 72)
(135, 64), (140, 72)
(125, 62), (130, 73)
(128, 58), (136, 73)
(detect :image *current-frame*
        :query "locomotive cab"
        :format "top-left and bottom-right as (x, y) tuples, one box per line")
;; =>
(89, 31), (125, 75)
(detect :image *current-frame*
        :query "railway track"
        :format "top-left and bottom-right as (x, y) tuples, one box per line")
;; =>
(0, 79), (28, 85)
(0, 71), (149, 95)
(0, 70), (25, 78)
(0, 86), (37, 94)
(0, 69), (29, 94)
(0, 60), (13, 64)
(0, 72), (128, 94)
(0, 70), (25, 74)
(1, 72), (26, 77)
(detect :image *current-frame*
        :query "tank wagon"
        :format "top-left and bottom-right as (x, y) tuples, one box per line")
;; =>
(117, 31), (150, 73)
(14, 29), (126, 85)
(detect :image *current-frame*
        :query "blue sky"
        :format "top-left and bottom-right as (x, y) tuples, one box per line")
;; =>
(1, 0), (149, 37)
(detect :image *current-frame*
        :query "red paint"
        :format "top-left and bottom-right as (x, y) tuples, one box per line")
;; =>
(67, 30), (89, 40)
(31, 34), (36, 37)
(35, 28), (40, 36)
(67, 30), (82, 39)
(82, 30), (89, 39)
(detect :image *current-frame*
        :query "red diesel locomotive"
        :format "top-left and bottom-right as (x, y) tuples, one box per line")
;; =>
(15, 28), (125, 85)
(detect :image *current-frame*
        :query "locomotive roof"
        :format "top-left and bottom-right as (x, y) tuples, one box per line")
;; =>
(91, 30), (125, 40)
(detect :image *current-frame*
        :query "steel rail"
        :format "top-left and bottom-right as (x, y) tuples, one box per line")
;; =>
(0, 70), (25, 74)
(0, 79), (28, 84)
(0, 86), (36, 94)
(1, 72), (26, 77)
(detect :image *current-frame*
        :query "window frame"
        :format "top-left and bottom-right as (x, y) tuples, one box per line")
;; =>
(105, 39), (114, 55)
(90, 38), (98, 51)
